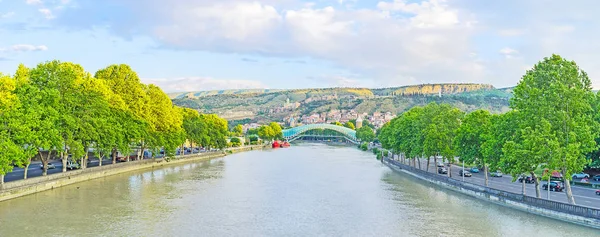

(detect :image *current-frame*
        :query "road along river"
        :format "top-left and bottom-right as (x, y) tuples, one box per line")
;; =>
(0, 144), (596, 236)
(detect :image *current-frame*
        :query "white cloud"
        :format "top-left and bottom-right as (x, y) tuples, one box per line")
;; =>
(142, 77), (267, 92)
(9, 44), (48, 52)
(47, 0), (600, 88)
(499, 47), (518, 58)
(38, 8), (54, 19)
(25, 0), (43, 5)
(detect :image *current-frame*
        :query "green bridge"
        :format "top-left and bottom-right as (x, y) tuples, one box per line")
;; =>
(282, 124), (359, 144)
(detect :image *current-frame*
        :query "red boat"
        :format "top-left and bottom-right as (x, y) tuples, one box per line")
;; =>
(272, 141), (281, 148)
(281, 141), (291, 148)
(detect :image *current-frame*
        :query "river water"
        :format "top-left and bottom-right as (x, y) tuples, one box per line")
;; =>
(0, 144), (597, 236)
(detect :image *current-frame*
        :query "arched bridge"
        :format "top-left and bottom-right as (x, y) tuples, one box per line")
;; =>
(282, 124), (359, 144)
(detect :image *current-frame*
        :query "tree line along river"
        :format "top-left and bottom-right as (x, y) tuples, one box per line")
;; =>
(0, 144), (596, 236)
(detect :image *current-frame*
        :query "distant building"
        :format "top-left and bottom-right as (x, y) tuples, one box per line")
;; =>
(356, 116), (363, 129)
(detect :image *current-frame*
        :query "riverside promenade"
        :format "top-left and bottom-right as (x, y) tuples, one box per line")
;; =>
(382, 157), (600, 229)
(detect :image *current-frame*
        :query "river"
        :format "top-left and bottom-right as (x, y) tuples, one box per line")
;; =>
(0, 144), (597, 236)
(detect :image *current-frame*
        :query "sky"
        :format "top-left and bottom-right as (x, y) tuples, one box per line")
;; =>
(1, 0), (600, 92)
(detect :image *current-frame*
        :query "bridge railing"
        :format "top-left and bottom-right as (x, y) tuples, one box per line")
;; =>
(384, 158), (600, 220)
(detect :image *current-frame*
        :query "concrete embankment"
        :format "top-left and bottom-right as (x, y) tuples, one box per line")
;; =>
(0, 145), (267, 202)
(382, 158), (600, 229)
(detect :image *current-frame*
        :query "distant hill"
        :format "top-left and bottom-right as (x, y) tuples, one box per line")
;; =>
(171, 83), (514, 124)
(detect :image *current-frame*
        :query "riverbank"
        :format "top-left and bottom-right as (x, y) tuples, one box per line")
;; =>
(382, 157), (600, 229)
(0, 145), (268, 202)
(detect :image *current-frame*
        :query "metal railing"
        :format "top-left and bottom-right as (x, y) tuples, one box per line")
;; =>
(384, 158), (600, 220)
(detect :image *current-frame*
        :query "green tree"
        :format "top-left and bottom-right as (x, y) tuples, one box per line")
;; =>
(332, 121), (343, 126)
(344, 121), (356, 130)
(258, 125), (275, 141)
(230, 137), (242, 147)
(269, 122), (283, 140)
(510, 54), (598, 204)
(233, 124), (244, 137)
(454, 109), (492, 186)
(423, 103), (463, 177)
(356, 126), (375, 143)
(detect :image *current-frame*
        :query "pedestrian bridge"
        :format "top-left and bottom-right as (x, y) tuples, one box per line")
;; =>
(282, 124), (359, 144)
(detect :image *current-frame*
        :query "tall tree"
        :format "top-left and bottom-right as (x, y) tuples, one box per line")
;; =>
(454, 109), (492, 186)
(233, 124), (244, 137)
(510, 54), (598, 204)
(423, 103), (463, 177)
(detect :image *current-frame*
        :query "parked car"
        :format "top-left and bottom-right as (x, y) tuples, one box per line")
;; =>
(436, 162), (445, 167)
(571, 172), (590, 179)
(40, 163), (56, 169)
(517, 175), (535, 183)
(66, 160), (80, 170)
(438, 167), (448, 174)
(459, 170), (472, 177)
(542, 181), (564, 192)
(593, 175), (600, 181)
(596, 190), (600, 195)
(490, 171), (503, 177)
(469, 167), (479, 173)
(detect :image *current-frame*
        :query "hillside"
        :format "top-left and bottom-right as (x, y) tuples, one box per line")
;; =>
(172, 83), (513, 124)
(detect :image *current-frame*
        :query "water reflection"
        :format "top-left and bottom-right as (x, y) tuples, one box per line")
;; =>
(0, 144), (597, 236)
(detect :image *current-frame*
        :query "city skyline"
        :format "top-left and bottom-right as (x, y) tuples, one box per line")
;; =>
(2, 0), (600, 92)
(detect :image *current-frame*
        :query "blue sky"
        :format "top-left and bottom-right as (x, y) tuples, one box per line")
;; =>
(1, 0), (600, 92)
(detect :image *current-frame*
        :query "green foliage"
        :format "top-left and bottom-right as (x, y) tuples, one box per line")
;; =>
(507, 54), (598, 203)
(344, 121), (355, 130)
(269, 122), (283, 140)
(356, 126), (375, 143)
(0, 61), (230, 178)
(454, 109), (491, 166)
(232, 124), (244, 136)
(230, 137), (242, 147)
(360, 142), (368, 151)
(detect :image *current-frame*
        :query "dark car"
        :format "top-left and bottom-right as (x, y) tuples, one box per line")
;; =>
(542, 181), (564, 192)
(518, 175), (535, 184)
(593, 175), (600, 181)
(438, 167), (448, 174)
(596, 190), (600, 196)
(459, 170), (472, 177)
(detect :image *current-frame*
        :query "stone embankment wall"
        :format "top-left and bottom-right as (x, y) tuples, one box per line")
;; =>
(383, 158), (600, 229)
(0, 145), (267, 202)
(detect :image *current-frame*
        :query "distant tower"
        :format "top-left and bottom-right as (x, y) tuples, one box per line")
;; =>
(438, 90), (442, 97)
(356, 116), (363, 129)
(285, 98), (290, 108)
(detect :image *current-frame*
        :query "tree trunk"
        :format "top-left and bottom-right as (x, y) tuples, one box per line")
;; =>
(434, 155), (438, 170)
(98, 153), (102, 167)
(112, 148), (117, 164)
(426, 157), (430, 172)
(521, 177), (526, 196)
(447, 161), (452, 178)
(483, 165), (489, 187)
(0, 175), (4, 188)
(40, 150), (51, 176)
(138, 141), (146, 161)
(80, 157), (84, 169)
(562, 168), (576, 204)
(531, 172), (541, 198)
(417, 157), (421, 170)
(23, 157), (31, 180)
(62, 150), (68, 173)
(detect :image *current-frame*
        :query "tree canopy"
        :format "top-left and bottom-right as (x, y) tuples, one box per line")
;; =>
(0, 61), (230, 181)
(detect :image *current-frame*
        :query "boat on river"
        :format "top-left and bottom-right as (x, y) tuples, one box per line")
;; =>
(272, 141), (281, 148)
(281, 141), (291, 148)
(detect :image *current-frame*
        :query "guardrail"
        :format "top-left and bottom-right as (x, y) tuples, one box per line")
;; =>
(384, 158), (600, 220)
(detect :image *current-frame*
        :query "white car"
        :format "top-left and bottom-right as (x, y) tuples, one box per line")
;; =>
(40, 163), (56, 169)
(572, 173), (589, 179)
